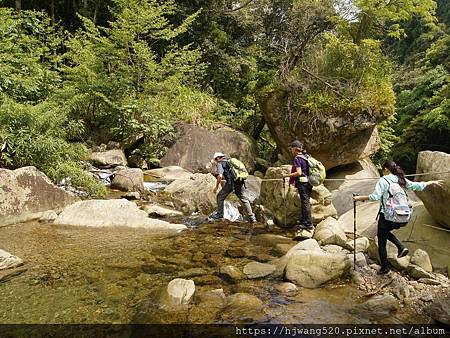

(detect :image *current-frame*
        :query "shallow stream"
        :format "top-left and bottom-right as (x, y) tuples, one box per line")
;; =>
(0, 218), (427, 324)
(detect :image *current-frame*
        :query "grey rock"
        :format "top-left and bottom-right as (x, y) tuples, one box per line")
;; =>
(0, 167), (78, 227)
(274, 282), (298, 294)
(39, 210), (58, 223)
(407, 265), (435, 280)
(142, 204), (183, 218)
(165, 278), (195, 306)
(90, 149), (127, 168)
(411, 249), (433, 273)
(425, 297), (450, 325)
(54, 199), (186, 231)
(222, 293), (266, 323)
(243, 261), (276, 279)
(418, 278), (441, 286)
(219, 265), (244, 282)
(286, 239), (322, 258)
(285, 250), (351, 288)
(351, 294), (399, 320)
(111, 167), (144, 192)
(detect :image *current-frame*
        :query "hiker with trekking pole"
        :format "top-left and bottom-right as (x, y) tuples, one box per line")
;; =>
(209, 152), (257, 223)
(352, 160), (444, 275)
(284, 140), (326, 240)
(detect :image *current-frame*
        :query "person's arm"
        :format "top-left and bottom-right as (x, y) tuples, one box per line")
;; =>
(287, 166), (302, 178)
(406, 178), (444, 191)
(353, 178), (385, 202)
(214, 174), (223, 193)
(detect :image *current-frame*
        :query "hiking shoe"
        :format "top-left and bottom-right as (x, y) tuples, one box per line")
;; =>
(209, 212), (223, 220)
(248, 215), (257, 223)
(298, 224), (314, 231)
(397, 247), (409, 258)
(378, 266), (391, 275)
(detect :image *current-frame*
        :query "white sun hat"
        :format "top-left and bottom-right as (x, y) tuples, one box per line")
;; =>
(213, 152), (225, 160)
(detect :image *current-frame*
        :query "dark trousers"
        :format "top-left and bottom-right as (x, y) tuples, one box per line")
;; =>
(297, 182), (313, 227)
(217, 181), (254, 217)
(377, 213), (405, 269)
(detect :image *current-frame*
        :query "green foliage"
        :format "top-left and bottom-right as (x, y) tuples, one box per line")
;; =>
(59, 0), (214, 146)
(0, 96), (105, 196)
(0, 8), (61, 101)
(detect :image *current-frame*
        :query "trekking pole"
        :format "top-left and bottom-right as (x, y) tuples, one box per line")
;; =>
(283, 177), (287, 228)
(352, 193), (358, 270)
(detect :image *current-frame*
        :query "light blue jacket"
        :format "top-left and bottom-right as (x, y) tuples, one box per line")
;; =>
(369, 174), (426, 213)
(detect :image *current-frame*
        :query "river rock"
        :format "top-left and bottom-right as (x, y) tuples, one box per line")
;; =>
(293, 229), (314, 240)
(418, 278), (441, 286)
(337, 201), (379, 237)
(0, 249), (23, 270)
(258, 166), (337, 227)
(54, 199), (186, 231)
(274, 282), (298, 294)
(285, 239), (322, 258)
(346, 237), (370, 253)
(325, 159), (380, 216)
(142, 204), (183, 218)
(388, 255), (410, 271)
(425, 297), (450, 325)
(128, 154), (148, 170)
(111, 167), (144, 192)
(163, 173), (216, 215)
(39, 210), (58, 223)
(313, 217), (346, 243)
(273, 243), (295, 256)
(243, 262), (276, 279)
(165, 278), (195, 306)
(348, 252), (367, 268)
(410, 249), (433, 273)
(351, 294), (398, 320)
(407, 265), (434, 280)
(245, 175), (261, 203)
(285, 251), (351, 288)
(222, 293), (266, 323)
(160, 123), (257, 173)
(89, 149), (127, 168)
(144, 166), (192, 181)
(0, 166), (79, 227)
(415, 151), (450, 228)
(219, 265), (244, 282)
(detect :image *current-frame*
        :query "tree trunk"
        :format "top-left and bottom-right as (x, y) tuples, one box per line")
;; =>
(15, 0), (21, 11)
(50, 0), (55, 25)
(252, 115), (266, 140)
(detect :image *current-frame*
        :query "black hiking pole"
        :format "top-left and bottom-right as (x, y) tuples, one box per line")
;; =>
(352, 193), (358, 270)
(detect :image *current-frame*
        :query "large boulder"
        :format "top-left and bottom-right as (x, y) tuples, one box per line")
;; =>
(258, 166), (337, 227)
(396, 204), (450, 269)
(284, 250), (351, 288)
(111, 167), (144, 192)
(162, 173), (216, 215)
(0, 167), (79, 227)
(160, 124), (257, 173)
(410, 249), (433, 273)
(54, 199), (186, 231)
(337, 201), (380, 237)
(415, 151), (450, 228)
(325, 159), (380, 216)
(89, 149), (127, 168)
(260, 91), (382, 169)
(313, 217), (347, 243)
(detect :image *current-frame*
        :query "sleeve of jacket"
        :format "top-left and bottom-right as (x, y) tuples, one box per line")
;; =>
(405, 179), (426, 192)
(368, 178), (386, 201)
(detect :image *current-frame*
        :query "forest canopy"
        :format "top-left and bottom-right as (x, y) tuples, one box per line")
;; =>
(0, 0), (448, 193)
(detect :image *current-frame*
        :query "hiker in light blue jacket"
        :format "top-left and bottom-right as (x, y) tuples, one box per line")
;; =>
(353, 160), (443, 275)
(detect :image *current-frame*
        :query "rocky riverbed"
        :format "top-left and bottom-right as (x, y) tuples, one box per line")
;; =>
(1, 219), (448, 324)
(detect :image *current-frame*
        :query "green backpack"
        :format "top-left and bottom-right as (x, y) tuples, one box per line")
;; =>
(228, 158), (249, 181)
(299, 154), (326, 186)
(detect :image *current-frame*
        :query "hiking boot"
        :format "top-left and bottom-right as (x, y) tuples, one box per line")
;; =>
(248, 215), (257, 223)
(209, 212), (223, 220)
(378, 266), (391, 275)
(397, 247), (409, 258)
(298, 224), (314, 231)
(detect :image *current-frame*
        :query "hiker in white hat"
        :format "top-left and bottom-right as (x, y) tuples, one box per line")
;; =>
(210, 152), (256, 223)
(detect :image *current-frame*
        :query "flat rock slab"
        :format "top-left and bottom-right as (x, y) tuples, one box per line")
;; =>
(54, 199), (186, 231)
(243, 261), (276, 279)
(425, 297), (450, 325)
(350, 294), (399, 320)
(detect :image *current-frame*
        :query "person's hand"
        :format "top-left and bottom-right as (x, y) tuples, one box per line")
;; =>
(283, 174), (291, 178)
(213, 187), (219, 194)
(353, 195), (366, 202)
(427, 180), (445, 187)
